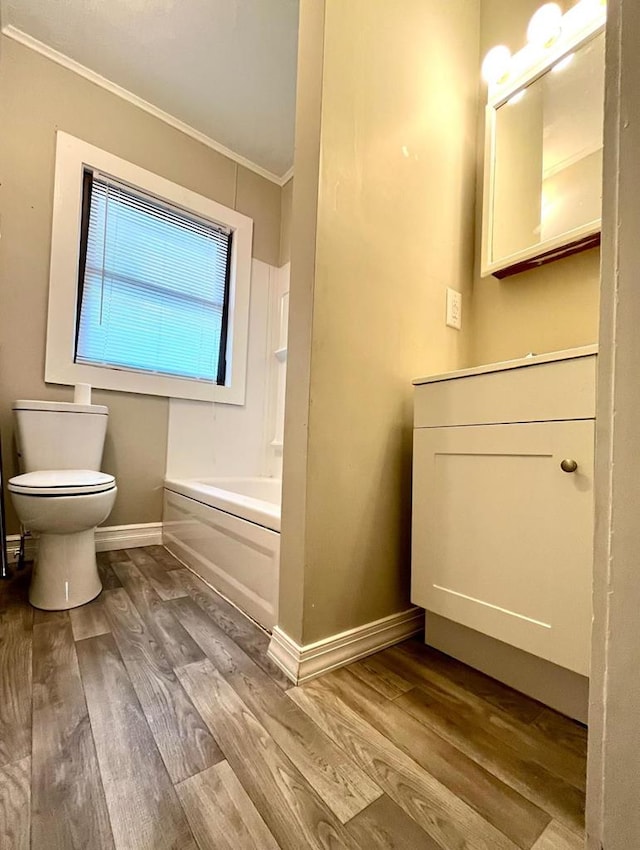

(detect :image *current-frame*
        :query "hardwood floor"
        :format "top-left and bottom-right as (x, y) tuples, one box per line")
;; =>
(31, 616), (113, 849)
(0, 547), (588, 849)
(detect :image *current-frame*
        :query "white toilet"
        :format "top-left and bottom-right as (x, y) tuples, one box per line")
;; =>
(8, 399), (117, 610)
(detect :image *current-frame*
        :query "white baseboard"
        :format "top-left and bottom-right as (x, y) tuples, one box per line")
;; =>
(5, 522), (163, 563)
(95, 522), (164, 551)
(268, 607), (425, 685)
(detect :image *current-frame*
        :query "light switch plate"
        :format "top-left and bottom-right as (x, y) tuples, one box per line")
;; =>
(446, 287), (462, 330)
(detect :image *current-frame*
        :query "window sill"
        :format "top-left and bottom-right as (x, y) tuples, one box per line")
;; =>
(44, 359), (247, 404)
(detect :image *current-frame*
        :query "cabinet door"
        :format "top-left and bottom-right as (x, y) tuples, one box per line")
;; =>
(411, 420), (594, 675)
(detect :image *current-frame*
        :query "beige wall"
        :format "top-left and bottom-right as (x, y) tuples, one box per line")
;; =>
(468, 0), (601, 366)
(280, 0), (480, 644)
(0, 35), (281, 533)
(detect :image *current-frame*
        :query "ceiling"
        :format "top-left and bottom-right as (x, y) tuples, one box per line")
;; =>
(0, 0), (299, 182)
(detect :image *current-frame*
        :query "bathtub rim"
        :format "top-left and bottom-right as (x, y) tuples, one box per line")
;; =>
(163, 476), (281, 532)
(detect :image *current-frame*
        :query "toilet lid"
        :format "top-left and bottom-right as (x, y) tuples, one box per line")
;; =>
(8, 470), (116, 496)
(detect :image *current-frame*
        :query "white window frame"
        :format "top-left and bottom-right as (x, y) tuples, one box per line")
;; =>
(45, 131), (253, 404)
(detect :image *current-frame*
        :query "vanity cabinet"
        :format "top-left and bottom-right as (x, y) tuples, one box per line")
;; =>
(411, 347), (597, 677)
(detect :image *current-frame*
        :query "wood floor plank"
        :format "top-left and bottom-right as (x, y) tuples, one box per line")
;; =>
(70, 596), (110, 641)
(96, 554), (123, 590)
(112, 560), (204, 667)
(176, 760), (280, 850)
(529, 710), (588, 759)
(127, 550), (188, 601)
(76, 633), (197, 850)
(0, 585), (32, 767)
(174, 567), (292, 689)
(348, 655), (415, 700)
(318, 667), (550, 849)
(104, 550), (130, 564)
(102, 588), (222, 783)
(346, 795), (443, 850)
(289, 680), (524, 850)
(31, 617), (114, 849)
(395, 687), (585, 833)
(374, 647), (587, 791)
(176, 658), (358, 850)
(172, 596), (382, 823)
(532, 821), (584, 850)
(0, 756), (30, 850)
(391, 641), (545, 724)
(124, 548), (157, 567)
(145, 545), (183, 571)
(0, 557), (587, 850)
(33, 609), (68, 625)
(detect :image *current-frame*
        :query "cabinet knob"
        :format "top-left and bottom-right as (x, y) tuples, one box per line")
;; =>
(560, 458), (578, 473)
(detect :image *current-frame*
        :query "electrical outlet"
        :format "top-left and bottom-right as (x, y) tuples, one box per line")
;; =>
(446, 287), (462, 330)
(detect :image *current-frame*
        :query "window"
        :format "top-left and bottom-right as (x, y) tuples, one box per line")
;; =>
(76, 172), (233, 384)
(46, 133), (253, 403)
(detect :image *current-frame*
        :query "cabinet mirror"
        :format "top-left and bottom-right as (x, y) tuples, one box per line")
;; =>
(482, 20), (605, 279)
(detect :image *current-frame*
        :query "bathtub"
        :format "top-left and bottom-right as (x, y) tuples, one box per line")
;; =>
(163, 477), (281, 630)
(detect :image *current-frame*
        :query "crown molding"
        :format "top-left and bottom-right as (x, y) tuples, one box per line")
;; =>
(280, 165), (295, 185)
(2, 25), (294, 187)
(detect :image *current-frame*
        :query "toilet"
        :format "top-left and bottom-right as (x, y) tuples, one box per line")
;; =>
(8, 399), (117, 610)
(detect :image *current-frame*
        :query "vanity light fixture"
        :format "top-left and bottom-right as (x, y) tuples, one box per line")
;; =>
(480, 0), (606, 278)
(481, 45), (512, 85)
(481, 0), (606, 95)
(527, 3), (563, 48)
(574, 0), (607, 24)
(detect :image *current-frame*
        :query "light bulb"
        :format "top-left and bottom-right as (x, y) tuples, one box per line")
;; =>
(573, 0), (607, 26)
(527, 3), (563, 47)
(481, 45), (512, 86)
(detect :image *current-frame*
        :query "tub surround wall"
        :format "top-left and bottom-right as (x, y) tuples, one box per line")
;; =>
(278, 0), (480, 650)
(279, 178), (294, 266)
(0, 34), (284, 533)
(166, 260), (272, 481)
(165, 260), (288, 483)
(468, 0), (601, 365)
(264, 263), (290, 481)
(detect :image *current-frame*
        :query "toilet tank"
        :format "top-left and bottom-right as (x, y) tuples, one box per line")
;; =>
(13, 400), (109, 472)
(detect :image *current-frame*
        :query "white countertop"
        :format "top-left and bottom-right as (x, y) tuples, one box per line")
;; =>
(412, 344), (598, 386)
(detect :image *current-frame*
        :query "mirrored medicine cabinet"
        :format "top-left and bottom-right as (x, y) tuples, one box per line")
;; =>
(481, 15), (605, 279)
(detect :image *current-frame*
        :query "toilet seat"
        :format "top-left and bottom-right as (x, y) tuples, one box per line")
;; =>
(8, 469), (116, 497)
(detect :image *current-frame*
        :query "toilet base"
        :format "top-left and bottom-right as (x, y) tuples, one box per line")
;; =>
(29, 529), (102, 610)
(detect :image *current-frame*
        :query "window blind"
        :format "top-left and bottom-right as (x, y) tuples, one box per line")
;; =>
(75, 171), (233, 385)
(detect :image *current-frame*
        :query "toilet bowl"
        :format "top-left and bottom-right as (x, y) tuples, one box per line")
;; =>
(8, 399), (117, 611)
(9, 470), (117, 610)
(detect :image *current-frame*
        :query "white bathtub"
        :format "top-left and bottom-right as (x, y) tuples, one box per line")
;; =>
(163, 477), (281, 629)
